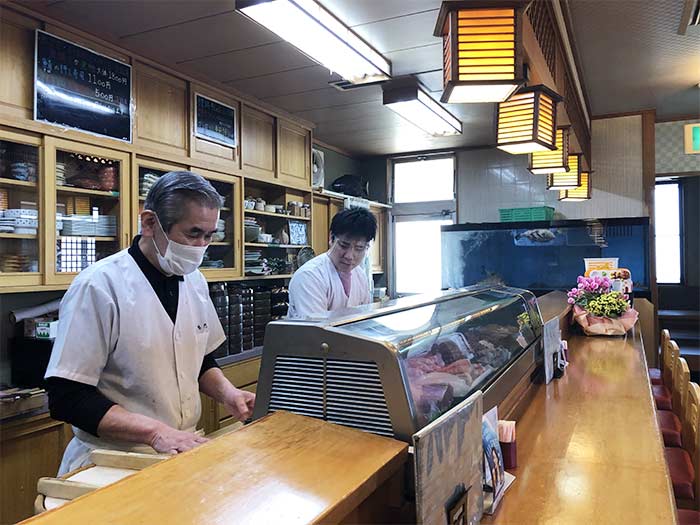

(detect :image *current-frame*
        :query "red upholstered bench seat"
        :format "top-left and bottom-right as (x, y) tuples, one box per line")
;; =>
(658, 410), (683, 448)
(677, 509), (700, 524)
(665, 447), (696, 500)
(649, 367), (663, 385)
(653, 384), (673, 411)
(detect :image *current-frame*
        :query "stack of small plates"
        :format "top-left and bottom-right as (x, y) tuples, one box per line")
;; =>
(0, 216), (15, 233)
(56, 162), (67, 185)
(0, 254), (29, 272)
(96, 215), (117, 236)
(140, 172), (160, 198)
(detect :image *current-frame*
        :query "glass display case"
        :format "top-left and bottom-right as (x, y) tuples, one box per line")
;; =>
(441, 218), (650, 294)
(0, 129), (42, 287)
(253, 286), (543, 442)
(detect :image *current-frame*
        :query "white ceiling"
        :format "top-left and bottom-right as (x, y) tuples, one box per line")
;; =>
(566, 0), (700, 119)
(16, 0), (700, 156)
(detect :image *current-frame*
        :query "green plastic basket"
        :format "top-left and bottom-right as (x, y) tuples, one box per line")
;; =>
(499, 206), (554, 222)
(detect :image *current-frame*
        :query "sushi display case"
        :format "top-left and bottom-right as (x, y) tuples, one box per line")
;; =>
(253, 285), (543, 442)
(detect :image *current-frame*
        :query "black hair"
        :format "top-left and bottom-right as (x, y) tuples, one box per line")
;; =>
(330, 207), (377, 242)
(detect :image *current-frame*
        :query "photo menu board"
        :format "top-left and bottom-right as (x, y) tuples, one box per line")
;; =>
(195, 94), (236, 148)
(34, 30), (132, 142)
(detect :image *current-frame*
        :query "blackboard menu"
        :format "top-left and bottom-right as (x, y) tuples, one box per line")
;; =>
(195, 94), (236, 147)
(34, 30), (132, 142)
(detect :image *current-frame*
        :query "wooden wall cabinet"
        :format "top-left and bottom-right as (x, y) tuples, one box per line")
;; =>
(43, 137), (131, 286)
(241, 105), (276, 180)
(0, 414), (72, 524)
(369, 205), (386, 274)
(192, 167), (243, 281)
(134, 63), (188, 159)
(312, 195), (330, 255)
(0, 9), (37, 122)
(277, 119), (311, 189)
(189, 87), (241, 172)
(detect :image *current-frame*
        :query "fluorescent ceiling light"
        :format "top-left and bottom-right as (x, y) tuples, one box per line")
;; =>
(237, 0), (391, 84)
(383, 79), (462, 137)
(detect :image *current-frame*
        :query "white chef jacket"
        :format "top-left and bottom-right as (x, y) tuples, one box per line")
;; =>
(287, 252), (370, 319)
(45, 248), (225, 475)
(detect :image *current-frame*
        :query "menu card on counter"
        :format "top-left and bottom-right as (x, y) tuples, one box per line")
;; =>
(195, 94), (236, 147)
(34, 30), (132, 142)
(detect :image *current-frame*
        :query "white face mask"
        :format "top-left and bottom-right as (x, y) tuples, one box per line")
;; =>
(152, 216), (207, 276)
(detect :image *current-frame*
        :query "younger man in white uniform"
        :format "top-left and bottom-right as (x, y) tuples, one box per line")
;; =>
(288, 207), (376, 319)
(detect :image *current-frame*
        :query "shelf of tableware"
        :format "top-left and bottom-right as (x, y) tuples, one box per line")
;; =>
(244, 208), (310, 221)
(0, 128), (42, 287)
(43, 137), (131, 286)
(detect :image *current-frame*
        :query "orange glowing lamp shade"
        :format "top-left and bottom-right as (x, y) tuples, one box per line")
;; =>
(547, 154), (581, 190)
(433, 1), (526, 103)
(529, 127), (570, 175)
(559, 171), (592, 201)
(497, 85), (562, 155)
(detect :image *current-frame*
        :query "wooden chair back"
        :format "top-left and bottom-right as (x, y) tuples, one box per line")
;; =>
(660, 329), (671, 372)
(683, 382), (700, 508)
(673, 357), (691, 421)
(663, 339), (678, 388)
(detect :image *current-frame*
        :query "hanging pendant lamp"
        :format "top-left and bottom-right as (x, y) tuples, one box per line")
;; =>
(559, 171), (592, 201)
(529, 126), (570, 174)
(547, 154), (581, 190)
(496, 84), (562, 155)
(433, 1), (526, 103)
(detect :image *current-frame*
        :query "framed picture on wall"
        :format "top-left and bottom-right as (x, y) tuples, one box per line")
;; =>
(288, 220), (308, 246)
(684, 123), (700, 154)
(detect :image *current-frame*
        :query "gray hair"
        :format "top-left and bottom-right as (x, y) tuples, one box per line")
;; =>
(144, 171), (223, 232)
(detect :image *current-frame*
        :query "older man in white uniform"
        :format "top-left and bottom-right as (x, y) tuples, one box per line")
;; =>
(288, 207), (376, 319)
(45, 171), (254, 475)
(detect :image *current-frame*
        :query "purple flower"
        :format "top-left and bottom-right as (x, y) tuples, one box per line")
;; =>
(567, 297), (575, 304)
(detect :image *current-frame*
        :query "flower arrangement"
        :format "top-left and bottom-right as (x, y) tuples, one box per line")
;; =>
(568, 275), (638, 336)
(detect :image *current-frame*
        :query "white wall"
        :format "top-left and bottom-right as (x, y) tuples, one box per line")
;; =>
(457, 115), (646, 222)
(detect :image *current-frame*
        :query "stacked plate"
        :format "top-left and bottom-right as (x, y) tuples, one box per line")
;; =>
(0, 254), (30, 272)
(140, 172), (160, 198)
(0, 216), (15, 233)
(56, 162), (67, 185)
(61, 215), (116, 236)
(9, 162), (36, 182)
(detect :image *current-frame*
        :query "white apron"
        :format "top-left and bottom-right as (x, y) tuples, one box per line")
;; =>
(45, 250), (223, 475)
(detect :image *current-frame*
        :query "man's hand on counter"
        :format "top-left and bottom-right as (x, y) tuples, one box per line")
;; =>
(223, 388), (256, 422)
(198, 367), (256, 422)
(150, 425), (209, 455)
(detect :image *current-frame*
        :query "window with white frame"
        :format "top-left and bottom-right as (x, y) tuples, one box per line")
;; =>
(655, 182), (682, 284)
(392, 155), (456, 295)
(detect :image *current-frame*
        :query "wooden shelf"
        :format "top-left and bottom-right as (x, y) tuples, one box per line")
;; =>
(244, 209), (310, 221)
(0, 232), (36, 239)
(245, 243), (309, 249)
(242, 274), (293, 280)
(220, 207), (231, 212)
(209, 241), (232, 246)
(0, 178), (37, 189)
(57, 185), (120, 198)
(58, 236), (117, 242)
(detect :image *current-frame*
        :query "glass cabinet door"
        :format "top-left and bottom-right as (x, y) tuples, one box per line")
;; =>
(131, 158), (186, 235)
(44, 137), (130, 285)
(0, 129), (42, 287)
(194, 168), (242, 280)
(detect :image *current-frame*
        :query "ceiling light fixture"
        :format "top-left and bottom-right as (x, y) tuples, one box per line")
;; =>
(529, 126), (570, 174)
(497, 84), (562, 155)
(547, 154), (581, 190)
(559, 171), (591, 201)
(382, 78), (462, 136)
(433, 1), (526, 103)
(237, 0), (391, 85)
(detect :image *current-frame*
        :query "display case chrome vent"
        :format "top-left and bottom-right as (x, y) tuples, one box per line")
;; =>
(267, 355), (394, 437)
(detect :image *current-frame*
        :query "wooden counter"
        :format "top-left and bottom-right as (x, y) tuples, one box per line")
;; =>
(21, 411), (408, 525)
(484, 327), (677, 525)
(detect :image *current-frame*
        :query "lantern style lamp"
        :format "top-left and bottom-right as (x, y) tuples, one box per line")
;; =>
(433, 1), (526, 103)
(559, 171), (592, 201)
(529, 127), (570, 175)
(547, 154), (581, 190)
(497, 85), (562, 155)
